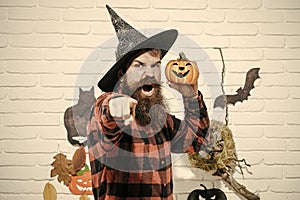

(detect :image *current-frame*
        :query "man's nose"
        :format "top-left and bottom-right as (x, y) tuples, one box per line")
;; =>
(143, 66), (156, 78)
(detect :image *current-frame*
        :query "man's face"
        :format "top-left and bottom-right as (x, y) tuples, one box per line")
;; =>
(124, 50), (161, 98)
(121, 50), (166, 127)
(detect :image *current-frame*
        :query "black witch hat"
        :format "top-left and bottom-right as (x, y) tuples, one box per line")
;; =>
(98, 5), (178, 92)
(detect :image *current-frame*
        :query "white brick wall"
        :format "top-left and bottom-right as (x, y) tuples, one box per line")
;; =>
(0, 0), (299, 199)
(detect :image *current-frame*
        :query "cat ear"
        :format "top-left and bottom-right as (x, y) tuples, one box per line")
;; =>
(90, 87), (94, 92)
(79, 87), (83, 93)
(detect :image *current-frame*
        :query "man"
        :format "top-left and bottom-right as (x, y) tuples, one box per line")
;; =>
(88, 5), (209, 200)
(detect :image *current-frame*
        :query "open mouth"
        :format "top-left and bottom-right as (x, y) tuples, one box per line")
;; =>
(141, 84), (154, 97)
(76, 185), (92, 193)
(172, 69), (190, 78)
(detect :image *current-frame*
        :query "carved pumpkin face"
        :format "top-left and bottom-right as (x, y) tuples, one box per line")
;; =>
(69, 171), (93, 195)
(165, 53), (199, 84)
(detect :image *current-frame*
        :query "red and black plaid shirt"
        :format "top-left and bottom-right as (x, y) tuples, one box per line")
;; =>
(88, 91), (209, 200)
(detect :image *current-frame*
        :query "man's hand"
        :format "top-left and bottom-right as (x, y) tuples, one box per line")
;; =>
(108, 96), (138, 125)
(168, 81), (198, 98)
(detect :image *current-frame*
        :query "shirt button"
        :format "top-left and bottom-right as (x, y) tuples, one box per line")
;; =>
(161, 160), (165, 165)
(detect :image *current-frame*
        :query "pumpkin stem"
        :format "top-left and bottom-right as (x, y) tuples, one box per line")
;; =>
(178, 52), (187, 60)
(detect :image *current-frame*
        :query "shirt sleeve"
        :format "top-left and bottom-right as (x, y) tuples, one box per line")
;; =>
(88, 91), (209, 154)
(88, 92), (125, 146)
(169, 90), (210, 153)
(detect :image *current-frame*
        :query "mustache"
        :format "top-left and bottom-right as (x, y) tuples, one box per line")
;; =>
(126, 77), (161, 94)
(132, 83), (166, 127)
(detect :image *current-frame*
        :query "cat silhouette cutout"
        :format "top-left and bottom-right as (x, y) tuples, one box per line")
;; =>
(64, 87), (95, 146)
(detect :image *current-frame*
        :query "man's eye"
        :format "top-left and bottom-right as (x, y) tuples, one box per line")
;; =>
(134, 63), (142, 68)
(152, 63), (161, 68)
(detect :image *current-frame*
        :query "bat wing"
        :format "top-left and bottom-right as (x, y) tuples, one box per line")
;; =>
(213, 68), (260, 109)
(226, 91), (245, 105)
(214, 95), (226, 109)
(214, 93), (242, 109)
(243, 68), (260, 92)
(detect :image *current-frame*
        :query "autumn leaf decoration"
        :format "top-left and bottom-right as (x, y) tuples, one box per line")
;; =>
(80, 194), (91, 200)
(43, 182), (57, 200)
(72, 145), (86, 172)
(50, 153), (76, 186)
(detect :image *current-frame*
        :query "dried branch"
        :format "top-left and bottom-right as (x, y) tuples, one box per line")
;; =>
(214, 168), (260, 200)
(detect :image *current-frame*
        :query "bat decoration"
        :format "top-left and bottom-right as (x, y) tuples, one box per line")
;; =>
(187, 184), (227, 200)
(214, 68), (260, 109)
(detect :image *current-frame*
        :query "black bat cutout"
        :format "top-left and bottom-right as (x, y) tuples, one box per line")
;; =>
(214, 68), (260, 109)
(187, 184), (227, 200)
(172, 69), (190, 78)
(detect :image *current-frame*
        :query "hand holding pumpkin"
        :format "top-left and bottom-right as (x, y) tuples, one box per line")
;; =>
(168, 81), (198, 97)
(165, 52), (199, 97)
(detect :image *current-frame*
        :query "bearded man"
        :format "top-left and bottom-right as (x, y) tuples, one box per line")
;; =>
(87, 5), (210, 200)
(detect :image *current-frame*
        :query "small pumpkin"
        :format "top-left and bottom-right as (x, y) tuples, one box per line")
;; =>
(165, 52), (199, 84)
(68, 164), (93, 195)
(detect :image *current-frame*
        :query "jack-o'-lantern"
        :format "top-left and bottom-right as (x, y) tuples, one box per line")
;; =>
(69, 164), (93, 195)
(165, 52), (199, 84)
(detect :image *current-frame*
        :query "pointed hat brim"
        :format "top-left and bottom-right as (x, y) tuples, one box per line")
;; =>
(98, 29), (178, 92)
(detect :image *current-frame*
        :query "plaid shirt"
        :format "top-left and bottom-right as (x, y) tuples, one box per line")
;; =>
(88, 91), (209, 200)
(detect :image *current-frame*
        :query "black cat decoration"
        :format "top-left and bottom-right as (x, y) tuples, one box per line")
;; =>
(187, 184), (227, 200)
(64, 87), (95, 146)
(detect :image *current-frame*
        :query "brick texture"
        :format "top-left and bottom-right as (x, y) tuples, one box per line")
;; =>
(0, 1), (299, 200)
(8, 8), (61, 21)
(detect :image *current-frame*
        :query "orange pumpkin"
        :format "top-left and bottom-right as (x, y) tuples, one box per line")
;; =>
(69, 164), (93, 195)
(165, 52), (199, 84)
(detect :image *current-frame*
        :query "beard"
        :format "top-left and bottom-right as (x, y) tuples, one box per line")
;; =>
(121, 78), (167, 129)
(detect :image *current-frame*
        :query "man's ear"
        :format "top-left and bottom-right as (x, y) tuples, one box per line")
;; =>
(118, 70), (125, 79)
